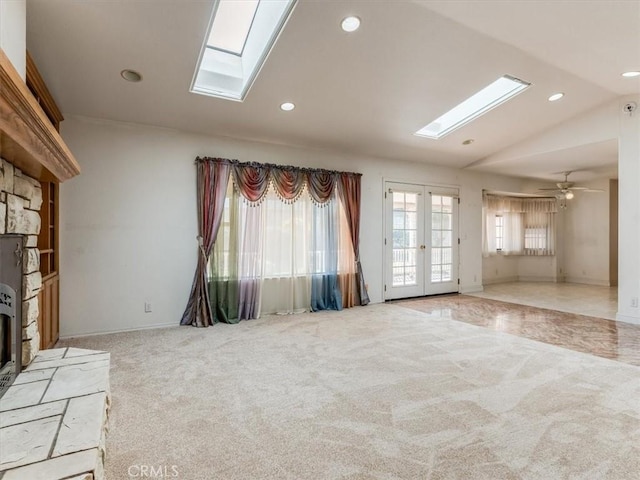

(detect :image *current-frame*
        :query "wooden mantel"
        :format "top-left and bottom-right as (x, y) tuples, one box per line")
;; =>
(0, 49), (80, 182)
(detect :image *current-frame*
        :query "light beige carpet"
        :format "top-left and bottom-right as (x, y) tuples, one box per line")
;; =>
(59, 303), (640, 479)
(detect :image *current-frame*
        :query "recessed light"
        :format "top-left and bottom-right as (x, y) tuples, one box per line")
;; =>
(548, 93), (564, 102)
(120, 69), (142, 82)
(341, 16), (361, 32)
(622, 71), (640, 78)
(462, 139), (474, 145)
(280, 102), (295, 111)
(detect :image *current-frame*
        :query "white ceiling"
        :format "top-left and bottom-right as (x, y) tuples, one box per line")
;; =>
(26, 0), (640, 181)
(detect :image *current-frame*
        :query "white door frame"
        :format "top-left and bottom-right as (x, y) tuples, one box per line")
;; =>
(383, 180), (460, 300)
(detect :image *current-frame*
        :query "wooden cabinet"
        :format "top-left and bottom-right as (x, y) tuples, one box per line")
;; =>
(37, 275), (59, 350)
(37, 182), (59, 349)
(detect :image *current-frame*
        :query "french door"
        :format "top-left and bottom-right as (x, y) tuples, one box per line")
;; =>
(384, 182), (459, 300)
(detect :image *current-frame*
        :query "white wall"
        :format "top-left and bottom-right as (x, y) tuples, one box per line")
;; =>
(562, 178), (611, 285)
(617, 95), (640, 324)
(482, 255), (518, 284)
(0, 0), (26, 79)
(483, 255), (559, 284)
(59, 115), (524, 337)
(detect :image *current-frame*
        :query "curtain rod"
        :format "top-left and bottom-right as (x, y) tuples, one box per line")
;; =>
(194, 156), (362, 177)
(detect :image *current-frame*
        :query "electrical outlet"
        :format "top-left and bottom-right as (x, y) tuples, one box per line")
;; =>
(144, 302), (152, 313)
(631, 297), (639, 308)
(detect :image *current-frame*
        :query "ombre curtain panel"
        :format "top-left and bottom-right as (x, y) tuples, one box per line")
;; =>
(181, 157), (369, 327)
(338, 173), (370, 305)
(180, 159), (231, 327)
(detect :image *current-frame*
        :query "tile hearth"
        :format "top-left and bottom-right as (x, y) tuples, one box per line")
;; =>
(0, 347), (110, 480)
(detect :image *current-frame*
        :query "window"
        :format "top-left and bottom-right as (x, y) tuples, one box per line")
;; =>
(191, 0), (297, 101)
(392, 192), (418, 286)
(207, 0), (259, 55)
(415, 75), (531, 139)
(430, 195), (454, 283)
(524, 228), (544, 250)
(483, 195), (556, 256)
(495, 215), (504, 251)
(214, 187), (352, 280)
(210, 185), (356, 315)
(523, 211), (551, 252)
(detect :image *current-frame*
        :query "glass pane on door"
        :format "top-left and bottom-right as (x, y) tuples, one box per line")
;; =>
(431, 195), (454, 283)
(392, 192), (418, 286)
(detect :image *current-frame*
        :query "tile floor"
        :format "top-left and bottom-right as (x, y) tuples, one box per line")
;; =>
(398, 283), (640, 367)
(469, 281), (618, 320)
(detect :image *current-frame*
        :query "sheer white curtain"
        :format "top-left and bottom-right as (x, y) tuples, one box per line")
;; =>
(483, 196), (524, 256)
(239, 187), (356, 315)
(503, 212), (524, 254)
(237, 199), (263, 319)
(260, 189), (312, 315)
(482, 204), (496, 254)
(483, 195), (556, 256)
(522, 199), (556, 256)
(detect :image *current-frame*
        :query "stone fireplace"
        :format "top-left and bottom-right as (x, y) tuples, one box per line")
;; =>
(0, 50), (108, 480)
(0, 158), (43, 367)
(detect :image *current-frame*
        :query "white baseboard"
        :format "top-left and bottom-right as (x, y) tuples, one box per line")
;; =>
(59, 321), (179, 340)
(517, 275), (559, 283)
(481, 276), (613, 287)
(460, 284), (484, 294)
(482, 276), (518, 285)
(563, 277), (610, 287)
(616, 313), (640, 325)
(483, 276), (558, 284)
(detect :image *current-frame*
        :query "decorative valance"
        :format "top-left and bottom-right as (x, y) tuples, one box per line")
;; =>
(196, 157), (360, 206)
(483, 194), (558, 213)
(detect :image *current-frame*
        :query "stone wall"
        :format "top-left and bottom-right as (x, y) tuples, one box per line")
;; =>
(0, 158), (42, 365)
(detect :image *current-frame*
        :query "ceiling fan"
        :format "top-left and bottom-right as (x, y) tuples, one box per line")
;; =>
(538, 171), (604, 200)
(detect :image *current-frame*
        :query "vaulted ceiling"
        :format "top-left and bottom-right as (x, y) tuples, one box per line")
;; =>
(26, 0), (640, 182)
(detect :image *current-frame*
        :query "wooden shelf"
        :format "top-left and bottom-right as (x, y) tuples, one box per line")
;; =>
(38, 182), (58, 279)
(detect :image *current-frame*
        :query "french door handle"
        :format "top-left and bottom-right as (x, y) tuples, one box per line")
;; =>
(419, 245), (426, 250)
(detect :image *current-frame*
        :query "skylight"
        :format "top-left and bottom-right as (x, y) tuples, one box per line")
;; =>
(415, 75), (531, 139)
(207, 0), (259, 55)
(191, 0), (297, 101)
